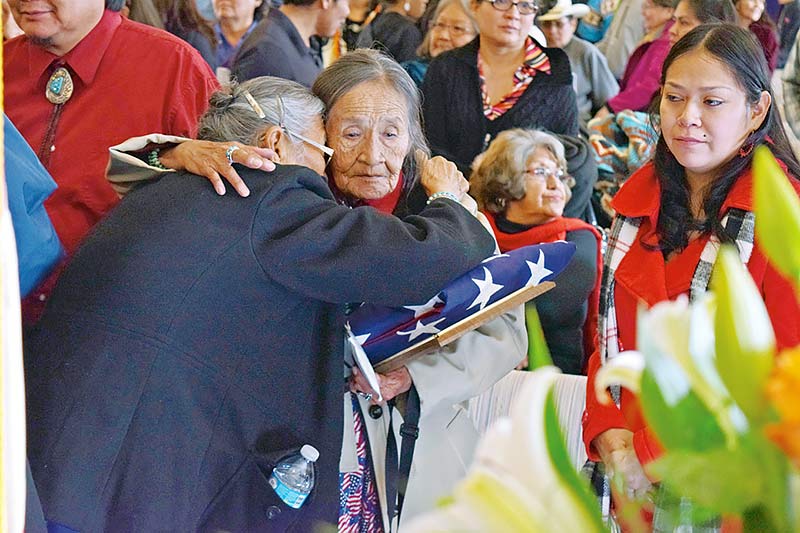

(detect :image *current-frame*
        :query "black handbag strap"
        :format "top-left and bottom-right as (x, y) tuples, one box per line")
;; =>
(384, 385), (421, 531)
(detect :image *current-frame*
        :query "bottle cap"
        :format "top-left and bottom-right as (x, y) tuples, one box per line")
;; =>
(300, 444), (320, 462)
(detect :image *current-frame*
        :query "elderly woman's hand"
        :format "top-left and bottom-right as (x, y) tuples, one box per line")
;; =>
(592, 428), (654, 501)
(418, 150), (469, 199)
(350, 366), (413, 405)
(158, 140), (277, 197)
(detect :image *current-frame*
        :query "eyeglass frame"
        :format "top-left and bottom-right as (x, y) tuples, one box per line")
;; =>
(242, 90), (335, 165)
(481, 0), (540, 16)
(430, 21), (476, 37)
(523, 166), (570, 183)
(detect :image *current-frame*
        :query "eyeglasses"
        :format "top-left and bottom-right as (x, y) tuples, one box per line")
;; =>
(431, 21), (475, 37)
(524, 166), (568, 183)
(243, 90), (334, 165)
(482, 0), (539, 16)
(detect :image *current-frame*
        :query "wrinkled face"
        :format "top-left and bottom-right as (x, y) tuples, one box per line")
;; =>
(507, 147), (567, 224)
(8, 0), (104, 54)
(316, 0), (351, 37)
(540, 16), (576, 48)
(641, 0), (674, 32)
(473, 0), (535, 50)
(213, 0), (262, 24)
(668, 0), (701, 44)
(429, 3), (476, 56)
(326, 79), (412, 200)
(736, 0), (764, 23)
(660, 48), (767, 186)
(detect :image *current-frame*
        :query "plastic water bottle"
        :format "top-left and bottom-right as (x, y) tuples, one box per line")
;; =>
(268, 444), (319, 509)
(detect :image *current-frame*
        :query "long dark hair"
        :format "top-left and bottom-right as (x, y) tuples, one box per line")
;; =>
(649, 23), (800, 256)
(685, 0), (736, 23)
(154, 0), (216, 50)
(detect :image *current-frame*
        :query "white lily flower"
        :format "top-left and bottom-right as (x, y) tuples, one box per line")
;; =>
(405, 367), (605, 532)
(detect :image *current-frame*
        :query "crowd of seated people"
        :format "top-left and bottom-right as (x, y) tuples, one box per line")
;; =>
(5, 0), (800, 531)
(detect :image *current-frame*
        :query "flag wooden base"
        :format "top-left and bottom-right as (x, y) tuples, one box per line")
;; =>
(374, 281), (556, 373)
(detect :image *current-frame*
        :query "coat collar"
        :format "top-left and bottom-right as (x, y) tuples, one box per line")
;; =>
(609, 160), (762, 305)
(26, 9), (121, 87)
(612, 161), (759, 226)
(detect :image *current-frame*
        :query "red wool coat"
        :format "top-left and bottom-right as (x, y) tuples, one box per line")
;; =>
(583, 162), (800, 466)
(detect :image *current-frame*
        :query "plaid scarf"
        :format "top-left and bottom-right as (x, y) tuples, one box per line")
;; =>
(600, 208), (755, 365)
(589, 207), (755, 529)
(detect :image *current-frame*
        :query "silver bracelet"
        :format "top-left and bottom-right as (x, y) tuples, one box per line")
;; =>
(426, 191), (460, 205)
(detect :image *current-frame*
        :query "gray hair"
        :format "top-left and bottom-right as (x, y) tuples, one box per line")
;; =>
(197, 77), (325, 145)
(417, 0), (478, 58)
(312, 49), (429, 181)
(470, 129), (570, 214)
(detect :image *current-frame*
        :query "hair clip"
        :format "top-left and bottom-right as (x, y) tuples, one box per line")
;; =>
(243, 90), (266, 120)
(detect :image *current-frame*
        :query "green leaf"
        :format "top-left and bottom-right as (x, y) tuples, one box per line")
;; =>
(753, 146), (800, 288)
(647, 432), (791, 531)
(640, 368), (726, 453)
(544, 392), (606, 531)
(525, 303), (553, 370)
(712, 246), (776, 422)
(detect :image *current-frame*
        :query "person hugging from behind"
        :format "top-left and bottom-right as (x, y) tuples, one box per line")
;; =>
(538, 0), (620, 127)
(471, 129), (602, 375)
(402, 0), (478, 86)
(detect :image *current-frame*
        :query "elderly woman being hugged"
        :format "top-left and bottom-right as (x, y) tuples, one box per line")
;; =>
(471, 129), (602, 375)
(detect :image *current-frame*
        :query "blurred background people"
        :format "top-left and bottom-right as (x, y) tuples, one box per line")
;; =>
(471, 129), (601, 375)
(668, 0), (737, 45)
(596, 0), (646, 80)
(356, 0), (429, 62)
(422, 0), (579, 174)
(402, 0), (478, 86)
(594, 0), (677, 117)
(232, 0), (350, 86)
(342, 0), (381, 50)
(735, 0), (779, 71)
(212, 0), (265, 71)
(539, 0), (619, 126)
(155, 0), (219, 69)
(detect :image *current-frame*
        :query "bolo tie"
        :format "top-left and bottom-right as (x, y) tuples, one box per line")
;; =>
(38, 63), (74, 167)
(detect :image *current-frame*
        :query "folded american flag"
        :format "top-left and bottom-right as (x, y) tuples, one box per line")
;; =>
(348, 241), (576, 366)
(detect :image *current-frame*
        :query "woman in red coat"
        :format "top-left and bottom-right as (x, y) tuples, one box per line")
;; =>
(583, 23), (800, 528)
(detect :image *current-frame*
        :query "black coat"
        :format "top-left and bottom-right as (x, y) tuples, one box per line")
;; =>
(421, 38), (580, 174)
(25, 165), (494, 532)
(232, 9), (323, 87)
(356, 11), (423, 63)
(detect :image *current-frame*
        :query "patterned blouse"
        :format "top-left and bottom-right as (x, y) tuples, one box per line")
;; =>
(477, 36), (552, 120)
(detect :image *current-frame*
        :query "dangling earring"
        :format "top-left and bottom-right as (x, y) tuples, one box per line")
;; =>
(739, 142), (754, 157)
(403, 1), (411, 11)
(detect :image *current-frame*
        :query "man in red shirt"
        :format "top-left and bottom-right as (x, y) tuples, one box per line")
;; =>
(5, 0), (220, 323)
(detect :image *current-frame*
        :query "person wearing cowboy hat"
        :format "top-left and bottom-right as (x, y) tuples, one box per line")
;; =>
(538, 0), (619, 126)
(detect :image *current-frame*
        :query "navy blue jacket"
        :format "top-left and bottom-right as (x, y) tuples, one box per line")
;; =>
(25, 164), (494, 532)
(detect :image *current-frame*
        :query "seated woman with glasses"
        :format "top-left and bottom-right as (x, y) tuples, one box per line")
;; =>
(402, 0), (478, 87)
(470, 128), (602, 375)
(421, 0), (580, 175)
